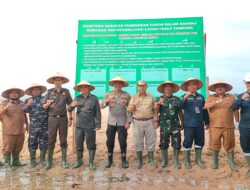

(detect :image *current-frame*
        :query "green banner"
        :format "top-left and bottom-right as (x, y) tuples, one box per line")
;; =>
(76, 17), (206, 98)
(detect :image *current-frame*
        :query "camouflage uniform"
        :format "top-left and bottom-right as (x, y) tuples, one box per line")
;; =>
(24, 96), (48, 151)
(156, 95), (182, 150)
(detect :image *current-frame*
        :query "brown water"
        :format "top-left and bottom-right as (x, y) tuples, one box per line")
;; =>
(0, 165), (249, 190)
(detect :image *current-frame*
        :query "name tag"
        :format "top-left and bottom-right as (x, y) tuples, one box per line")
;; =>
(195, 106), (200, 114)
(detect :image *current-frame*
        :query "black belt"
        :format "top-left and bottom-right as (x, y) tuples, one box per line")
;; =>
(49, 115), (66, 118)
(133, 117), (153, 121)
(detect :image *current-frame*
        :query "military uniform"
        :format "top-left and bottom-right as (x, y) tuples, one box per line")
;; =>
(157, 95), (182, 150)
(24, 96), (48, 151)
(155, 80), (182, 168)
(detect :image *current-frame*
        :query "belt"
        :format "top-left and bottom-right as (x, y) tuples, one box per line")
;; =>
(49, 115), (66, 118)
(133, 117), (153, 121)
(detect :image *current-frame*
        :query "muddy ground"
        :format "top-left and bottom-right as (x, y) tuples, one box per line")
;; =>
(0, 108), (250, 190)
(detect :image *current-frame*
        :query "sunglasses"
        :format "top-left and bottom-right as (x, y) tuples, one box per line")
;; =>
(246, 82), (250, 84)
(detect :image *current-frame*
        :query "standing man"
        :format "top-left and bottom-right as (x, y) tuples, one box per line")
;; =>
(101, 76), (132, 169)
(154, 81), (183, 169)
(233, 73), (250, 177)
(43, 72), (73, 170)
(127, 80), (157, 169)
(24, 83), (48, 168)
(205, 81), (238, 171)
(0, 87), (28, 170)
(69, 80), (101, 170)
(181, 78), (209, 169)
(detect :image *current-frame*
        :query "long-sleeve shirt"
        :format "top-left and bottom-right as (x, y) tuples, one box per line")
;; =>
(68, 94), (101, 129)
(205, 94), (234, 128)
(43, 88), (72, 116)
(181, 92), (209, 128)
(0, 100), (26, 135)
(101, 91), (132, 126)
(127, 93), (155, 119)
(156, 95), (182, 129)
(233, 92), (250, 129)
(24, 95), (48, 129)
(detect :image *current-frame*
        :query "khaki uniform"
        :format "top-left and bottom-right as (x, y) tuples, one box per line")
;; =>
(206, 94), (235, 152)
(128, 93), (156, 151)
(0, 100), (26, 154)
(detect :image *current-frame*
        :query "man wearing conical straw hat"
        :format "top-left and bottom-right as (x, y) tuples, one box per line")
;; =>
(42, 72), (73, 170)
(180, 78), (209, 169)
(205, 81), (238, 171)
(101, 76), (132, 168)
(0, 87), (29, 170)
(233, 72), (250, 177)
(69, 80), (101, 170)
(24, 83), (48, 168)
(154, 81), (183, 169)
(128, 80), (158, 169)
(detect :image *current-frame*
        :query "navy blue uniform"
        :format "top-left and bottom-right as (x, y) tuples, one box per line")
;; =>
(233, 92), (250, 155)
(181, 93), (209, 149)
(24, 96), (48, 151)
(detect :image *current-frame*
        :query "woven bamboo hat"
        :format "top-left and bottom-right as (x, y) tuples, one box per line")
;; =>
(157, 81), (180, 93)
(108, 76), (128, 87)
(47, 72), (69, 84)
(180, 78), (203, 91)
(74, 80), (95, 92)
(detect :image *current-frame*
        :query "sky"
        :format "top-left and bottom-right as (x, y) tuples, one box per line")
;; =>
(0, 0), (249, 96)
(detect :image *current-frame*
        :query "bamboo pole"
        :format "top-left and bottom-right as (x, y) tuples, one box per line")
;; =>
(72, 109), (76, 154)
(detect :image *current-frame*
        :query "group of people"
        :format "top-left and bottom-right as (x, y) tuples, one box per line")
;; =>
(0, 72), (250, 178)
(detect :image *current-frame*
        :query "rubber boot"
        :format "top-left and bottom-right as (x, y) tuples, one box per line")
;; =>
(45, 149), (54, 170)
(89, 150), (96, 170)
(40, 150), (46, 166)
(173, 149), (181, 169)
(73, 151), (83, 168)
(227, 152), (237, 171)
(148, 151), (156, 167)
(184, 150), (192, 169)
(195, 148), (205, 168)
(3, 154), (12, 170)
(61, 148), (69, 169)
(121, 152), (129, 168)
(105, 152), (113, 168)
(136, 151), (143, 169)
(211, 150), (219, 169)
(29, 151), (37, 168)
(161, 149), (168, 168)
(245, 156), (250, 177)
(12, 154), (26, 167)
